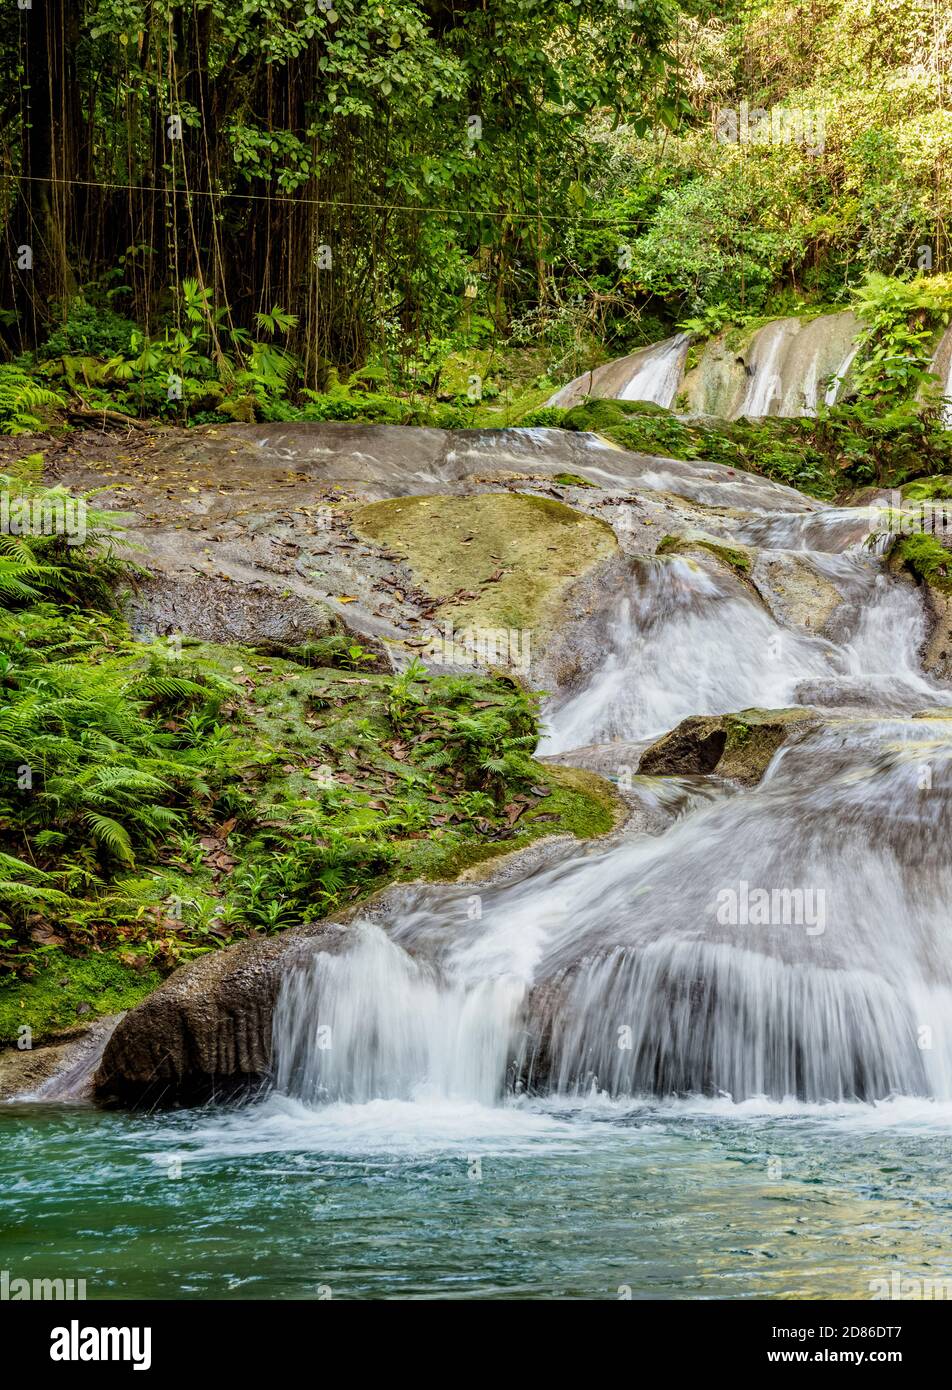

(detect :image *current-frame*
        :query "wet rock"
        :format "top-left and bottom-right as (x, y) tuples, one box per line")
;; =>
(678, 312), (859, 419)
(920, 585), (952, 683)
(52, 421), (828, 695)
(350, 491), (617, 677)
(546, 334), (690, 410)
(128, 572), (347, 650)
(750, 552), (844, 635)
(655, 533), (753, 580)
(0, 1015), (120, 1102)
(94, 928), (332, 1107)
(533, 552), (641, 693)
(638, 707), (821, 785)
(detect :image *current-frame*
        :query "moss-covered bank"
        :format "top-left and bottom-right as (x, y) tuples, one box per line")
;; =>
(0, 479), (620, 1045)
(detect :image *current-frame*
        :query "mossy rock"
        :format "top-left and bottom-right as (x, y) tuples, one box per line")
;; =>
(895, 534), (952, 594)
(562, 397), (668, 434)
(552, 472), (596, 488)
(350, 491), (617, 636)
(638, 707), (821, 785)
(892, 534), (952, 680)
(656, 533), (753, 577)
(901, 476), (952, 502)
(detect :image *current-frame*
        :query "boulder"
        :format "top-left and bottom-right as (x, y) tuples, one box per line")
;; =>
(638, 707), (821, 785)
(94, 926), (332, 1107)
(127, 573), (341, 649)
(750, 552), (844, 635)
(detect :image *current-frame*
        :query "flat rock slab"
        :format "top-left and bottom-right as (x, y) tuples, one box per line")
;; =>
(40, 419), (838, 693)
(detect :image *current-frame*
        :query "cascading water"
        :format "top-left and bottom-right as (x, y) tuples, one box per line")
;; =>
(273, 714), (952, 1106)
(538, 555), (836, 752)
(544, 312), (952, 432)
(616, 332), (690, 406)
(270, 480), (952, 1110)
(9, 430), (952, 1302)
(736, 320), (792, 417)
(546, 332), (691, 410)
(272, 926), (523, 1106)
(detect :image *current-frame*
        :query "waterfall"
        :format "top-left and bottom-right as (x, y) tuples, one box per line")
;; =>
(268, 444), (952, 1111)
(272, 926), (525, 1106)
(546, 312), (867, 420)
(271, 717), (952, 1106)
(546, 333), (690, 410)
(540, 540), (938, 754)
(539, 555), (833, 752)
(536, 310), (952, 425)
(616, 332), (690, 406)
(737, 321), (793, 417)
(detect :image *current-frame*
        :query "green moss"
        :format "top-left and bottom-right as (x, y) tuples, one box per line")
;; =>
(561, 397), (662, 433)
(897, 534), (952, 593)
(552, 472), (596, 488)
(396, 764), (621, 881)
(656, 533), (753, 575)
(640, 706), (818, 785)
(725, 718), (750, 748)
(3, 623), (621, 1023)
(901, 476), (952, 501)
(0, 950), (162, 1045)
(350, 492), (616, 633)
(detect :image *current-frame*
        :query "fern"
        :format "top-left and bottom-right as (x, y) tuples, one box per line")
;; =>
(82, 813), (135, 865)
(0, 366), (66, 434)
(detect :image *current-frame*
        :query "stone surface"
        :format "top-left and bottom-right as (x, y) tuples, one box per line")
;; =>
(0, 1015), (120, 1102)
(638, 707), (821, 785)
(351, 491), (617, 641)
(94, 927), (333, 1107)
(751, 551), (845, 634)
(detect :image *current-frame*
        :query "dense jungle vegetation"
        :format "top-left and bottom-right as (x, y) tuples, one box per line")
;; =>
(0, 0), (948, 468)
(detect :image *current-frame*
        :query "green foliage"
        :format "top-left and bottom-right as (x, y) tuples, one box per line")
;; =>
(38, 300), (138, 362)
(560, 395), (952, 499)
(901, 476), (952, 502)
(630, 161), (811, 316)
(3, 0), (950, 399)
(0, 366), (67, 435)
(5, 0), (695, 378)
(521, 408), (568, 429)
(849, 273), (952, 409)
(0, 481), (606, 1013)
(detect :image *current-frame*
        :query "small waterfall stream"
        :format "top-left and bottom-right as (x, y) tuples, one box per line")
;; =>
(546, 311), (952, 424)
(270, 482), (952, 1109)
(617, 332), (690, 405)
